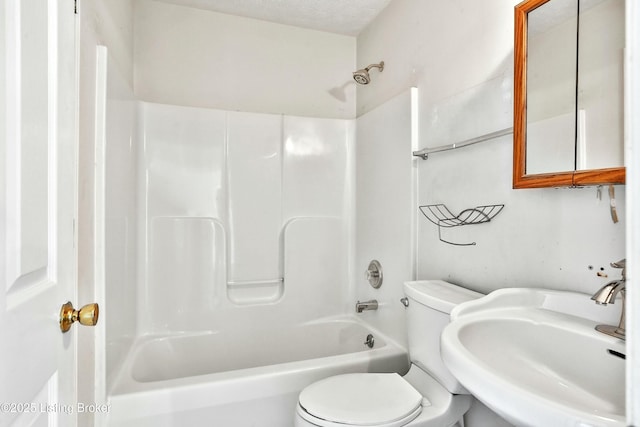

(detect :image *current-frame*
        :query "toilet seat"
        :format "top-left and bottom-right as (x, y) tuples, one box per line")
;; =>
(297, 373), (424, 427)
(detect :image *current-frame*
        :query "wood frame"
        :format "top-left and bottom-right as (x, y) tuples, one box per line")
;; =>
(513, 0), (626, 189)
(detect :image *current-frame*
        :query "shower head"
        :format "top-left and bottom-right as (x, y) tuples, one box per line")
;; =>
(352, 61), (384, 85)
(353, 70), (371, 85)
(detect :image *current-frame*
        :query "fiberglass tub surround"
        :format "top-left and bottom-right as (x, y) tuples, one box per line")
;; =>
(103, 101), (413, 426)
(136, 101), (353, 335)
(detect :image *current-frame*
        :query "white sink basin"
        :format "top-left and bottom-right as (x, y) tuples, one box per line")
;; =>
(441, 288), (626, 427)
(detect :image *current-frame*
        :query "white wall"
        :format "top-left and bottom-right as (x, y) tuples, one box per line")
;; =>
(357, 0), (515, 121)
(357, 0), (625, 305)
(357, 1), (626, 425)
(134, 0), (356, 119)
(354, 89), (416, 348)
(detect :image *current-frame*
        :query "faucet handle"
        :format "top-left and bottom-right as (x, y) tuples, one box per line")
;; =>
(365, 260), (383, 289)
(610, 259), (626, 279)
(610, 259), (625, 268)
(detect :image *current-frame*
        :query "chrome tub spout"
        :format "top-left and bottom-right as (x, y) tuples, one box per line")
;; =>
(356, 300), (378, 313)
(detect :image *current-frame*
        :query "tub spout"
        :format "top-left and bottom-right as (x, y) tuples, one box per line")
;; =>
(356, 300), (378, 313)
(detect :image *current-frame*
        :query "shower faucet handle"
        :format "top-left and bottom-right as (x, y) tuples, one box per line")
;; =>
(365, 260), (383, 289)
(365, 269), (379, 280)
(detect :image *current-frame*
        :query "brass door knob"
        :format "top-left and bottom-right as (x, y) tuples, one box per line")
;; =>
(59, 302), (99, 333)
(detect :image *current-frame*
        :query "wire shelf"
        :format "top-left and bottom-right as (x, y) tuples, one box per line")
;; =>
(419, 204), (505, 246)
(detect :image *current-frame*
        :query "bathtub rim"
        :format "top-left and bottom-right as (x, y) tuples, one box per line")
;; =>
(106, 315), (409, 421)
(110, 314), (408, 393)
(129, 317), (393, 383)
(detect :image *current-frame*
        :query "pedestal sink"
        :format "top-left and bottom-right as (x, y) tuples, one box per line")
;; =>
(441, 288), (625, 427)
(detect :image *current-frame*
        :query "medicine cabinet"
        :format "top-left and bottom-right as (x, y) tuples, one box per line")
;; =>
(513, 0), (625, 188)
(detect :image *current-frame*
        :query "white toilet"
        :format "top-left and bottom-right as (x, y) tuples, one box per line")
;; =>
(295, 280), (482, 427)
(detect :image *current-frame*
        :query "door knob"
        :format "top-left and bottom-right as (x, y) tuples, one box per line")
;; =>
(59, 302), (99, 333)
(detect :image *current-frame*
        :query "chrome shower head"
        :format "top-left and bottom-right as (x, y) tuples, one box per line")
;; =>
(353, 70), (371, 85)
(352, 61), (384, 85)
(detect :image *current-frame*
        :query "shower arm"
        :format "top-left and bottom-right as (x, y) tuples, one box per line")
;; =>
(365, 62), (384, 72)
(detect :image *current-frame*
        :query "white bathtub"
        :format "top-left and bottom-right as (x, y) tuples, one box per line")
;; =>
(106, 317), (408, 427)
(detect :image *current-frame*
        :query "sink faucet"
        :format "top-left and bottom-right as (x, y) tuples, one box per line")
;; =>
(591, 259), (626, 340)
(356, 300), (378, 313)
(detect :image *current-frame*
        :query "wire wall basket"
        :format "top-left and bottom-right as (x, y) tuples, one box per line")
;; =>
(419, 204), (505, 246)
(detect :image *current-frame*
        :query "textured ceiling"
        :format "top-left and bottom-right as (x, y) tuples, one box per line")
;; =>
(152, 0), (393, 36)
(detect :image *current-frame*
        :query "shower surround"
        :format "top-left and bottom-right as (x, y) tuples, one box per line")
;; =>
(101, 92), (412, 426)
(136, 102), (354, 333)
(96, 2), (418, 423)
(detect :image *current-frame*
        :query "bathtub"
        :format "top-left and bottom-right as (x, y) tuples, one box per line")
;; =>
(105, 317), (409, 427)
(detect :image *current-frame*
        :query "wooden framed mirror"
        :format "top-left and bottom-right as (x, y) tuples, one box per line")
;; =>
(513, 0), (625, 188)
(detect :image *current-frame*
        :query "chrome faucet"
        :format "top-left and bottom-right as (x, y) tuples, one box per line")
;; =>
(591, 259), (626, 340)
(356, 300), (378, 313)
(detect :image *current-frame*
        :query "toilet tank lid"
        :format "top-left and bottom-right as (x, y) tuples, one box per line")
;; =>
(403, 280), (483, 314)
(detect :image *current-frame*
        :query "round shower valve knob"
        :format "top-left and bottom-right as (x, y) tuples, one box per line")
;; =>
(365, 270), (379, 280)
(365, 260), (383, 289)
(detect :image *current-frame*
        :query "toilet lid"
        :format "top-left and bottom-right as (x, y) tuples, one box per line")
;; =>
(298, 373), (423, 426)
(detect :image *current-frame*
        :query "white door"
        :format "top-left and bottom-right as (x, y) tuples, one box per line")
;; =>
(1, 1), (80, 426)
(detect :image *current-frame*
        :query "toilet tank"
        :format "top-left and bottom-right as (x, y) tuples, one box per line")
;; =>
(403, 280), (482, 394)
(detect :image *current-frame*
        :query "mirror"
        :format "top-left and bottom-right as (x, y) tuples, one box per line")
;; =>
(513, 0), (625, 188)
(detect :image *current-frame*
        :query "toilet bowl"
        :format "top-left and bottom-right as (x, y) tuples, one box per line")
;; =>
(294, 280), (482, 427)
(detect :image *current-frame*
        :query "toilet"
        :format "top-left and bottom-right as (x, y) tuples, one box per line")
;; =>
(295, 280), (482, 427)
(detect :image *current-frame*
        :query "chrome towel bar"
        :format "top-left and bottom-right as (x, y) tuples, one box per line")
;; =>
(413, 127), (513, 160)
